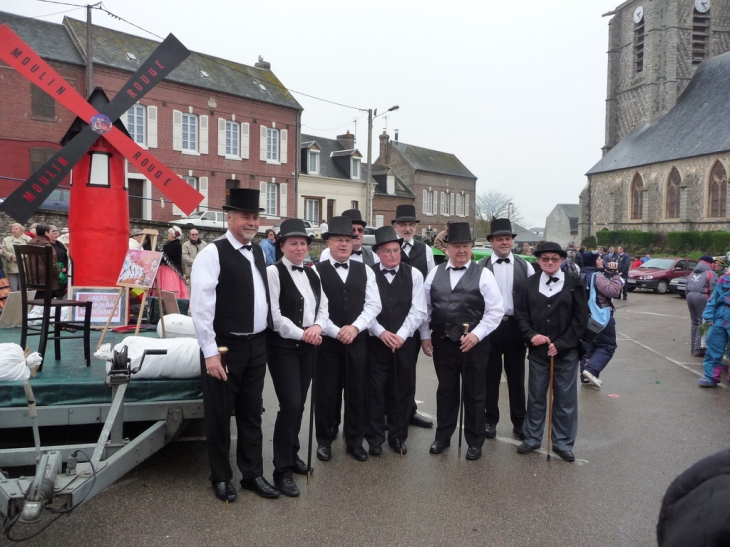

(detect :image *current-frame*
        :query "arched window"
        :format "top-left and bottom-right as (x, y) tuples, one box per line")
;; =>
(665, 168), (681, 219)
(631, 174), (644, 220)
(708, 161), (727, 218)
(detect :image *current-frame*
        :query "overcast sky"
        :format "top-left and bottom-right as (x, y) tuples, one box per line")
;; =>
(4, 0), (622, 228)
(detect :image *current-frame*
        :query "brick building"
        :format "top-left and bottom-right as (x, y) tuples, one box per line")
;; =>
(0, 12), (301, 226)
(374, 132), (476, 237)
(370, 165), (415, 228)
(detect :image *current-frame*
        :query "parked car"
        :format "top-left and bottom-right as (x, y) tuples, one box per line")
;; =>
(272, 220), (317, 236)
(668, 276), (687, 297)
(178, 210), (227, 229)
(431, 246), (536, 265)
(362, 226), (377, 246)
(39, 188), (70, 211)
(627, 258), (697, 294)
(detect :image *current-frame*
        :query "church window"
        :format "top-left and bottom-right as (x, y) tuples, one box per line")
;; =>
(665, 168), (681, 219)
(693, 7), (710, 65)
(634, 17), (645, 73)
(708, 161), (727, 218)
(630, 174), (644, 220)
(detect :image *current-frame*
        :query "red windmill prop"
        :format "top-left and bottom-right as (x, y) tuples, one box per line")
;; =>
(0, 24), (204, 285)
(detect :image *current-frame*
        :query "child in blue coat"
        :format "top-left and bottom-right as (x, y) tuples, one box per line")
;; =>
(699, 269), (730, 387)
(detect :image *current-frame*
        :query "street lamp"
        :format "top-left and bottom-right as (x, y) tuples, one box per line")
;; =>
(364, 105), (399, 226)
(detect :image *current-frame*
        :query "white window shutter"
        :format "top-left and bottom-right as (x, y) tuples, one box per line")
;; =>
(432, 191), (437, 215)
(450, 192), (456, 216)
(422, 190), (428, 214)
(241, 122), (250, 159)
(440, 192), (445, 215)
(279, 183), (287, 217)
(172, 110), (182, 151)
(218, 118), (227, 156)
(199, 176), (209, 210)
(147, 106), (157, 148)
(260, 125), (268, 161)
(280, 129), (288, 164)
(259, 181), (267, 211)
(199, 115), (209, 154)
(465, 194), (470, 216)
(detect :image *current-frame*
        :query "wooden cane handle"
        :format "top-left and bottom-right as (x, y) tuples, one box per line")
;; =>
(218, 346), (228, 355)
(463, 323), (469, 335)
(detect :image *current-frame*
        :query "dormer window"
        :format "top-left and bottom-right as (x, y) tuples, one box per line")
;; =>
(309, 150), (320, 174)
(351, 158), (360, 179)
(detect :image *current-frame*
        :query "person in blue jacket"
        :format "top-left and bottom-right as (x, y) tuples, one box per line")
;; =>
(261, 228), (277, 266)
(699, 266), (730, 387)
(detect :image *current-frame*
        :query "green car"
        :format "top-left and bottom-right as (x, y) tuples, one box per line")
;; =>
(431, 246), (536, 265)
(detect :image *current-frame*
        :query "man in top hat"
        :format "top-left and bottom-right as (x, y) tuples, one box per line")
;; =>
(319, 209), (377, 266)
(420, 222), (504, 460)
(266, 219), (328, 497)
(514, 241), (588, 462)
(393, 203), (436, 429)
(191, 188), (278, 502)
(477, 218), (533, 442)
(365, 225), (427, 456)
(315, 216), (382, 462)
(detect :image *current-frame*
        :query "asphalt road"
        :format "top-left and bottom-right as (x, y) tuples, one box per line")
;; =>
(5, 290), (729, 546)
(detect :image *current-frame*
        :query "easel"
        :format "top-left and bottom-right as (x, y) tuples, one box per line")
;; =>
(96, 280), (167, 349)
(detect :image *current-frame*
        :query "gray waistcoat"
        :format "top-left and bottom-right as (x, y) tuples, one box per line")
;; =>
(430, 263), (485, 342)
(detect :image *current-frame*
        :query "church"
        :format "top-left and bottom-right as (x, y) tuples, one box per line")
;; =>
(580, 0), (730, 242)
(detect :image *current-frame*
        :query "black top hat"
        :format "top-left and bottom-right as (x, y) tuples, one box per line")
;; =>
(487, 218), (517, 241)
(222, 188), (264, 212)
(323, 216), (355, 240)
(444, 222), (473, 244)
(371, 226), (403, 253)
(277, 218), (312, 245)
(342, 209), (366, 226)
(392, 204), (420, 224)
(534, 241), (567, 258)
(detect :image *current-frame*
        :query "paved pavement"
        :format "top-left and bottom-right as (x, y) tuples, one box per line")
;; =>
(5, 291), (730, 546)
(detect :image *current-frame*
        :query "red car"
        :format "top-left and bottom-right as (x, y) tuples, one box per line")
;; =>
(627, 257), (698, 294)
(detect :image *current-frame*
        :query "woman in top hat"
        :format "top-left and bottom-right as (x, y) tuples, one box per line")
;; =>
(514, 241), (588, 462)
(266, 219), (328, 497)
(190, 188), (278, 502)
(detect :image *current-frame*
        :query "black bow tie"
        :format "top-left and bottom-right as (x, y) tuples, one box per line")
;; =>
(402, 242), (411, 249)
(241, 244), (252, 251)
(496, 258), (510, 264)
(449, 266), (467, 271)
(546, 276), (559, 285)
(291, 265), (305, 272)
(382, 269), (397, 275)
(334, 262), (349, 269)
(351, 250), (362, 256)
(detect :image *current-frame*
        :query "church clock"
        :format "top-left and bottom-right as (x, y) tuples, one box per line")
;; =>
(633, 5), (644, 24)
(695, 0), (711, 13)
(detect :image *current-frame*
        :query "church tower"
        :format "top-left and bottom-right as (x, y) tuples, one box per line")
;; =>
(603, 0), (730, 155)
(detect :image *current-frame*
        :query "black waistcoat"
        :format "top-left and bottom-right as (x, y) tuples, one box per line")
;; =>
(401, 240), (428, 278)
(271, 262), (321, 347)
(430, 263), (485, 342)
(480, 254), (529, 309)
(371, 262), (413, 334)
(212, 238), (270, 336)
(316, 260), (367, 328)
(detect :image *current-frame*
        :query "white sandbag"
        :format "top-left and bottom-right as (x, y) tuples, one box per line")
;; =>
(156, 313), (196, 339)
(0, 343), (41, 381)
(27, 305), (69, 326)
(105, 336), (201, 379)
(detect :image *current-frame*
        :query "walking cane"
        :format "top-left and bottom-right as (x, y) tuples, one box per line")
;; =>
(547, 353), (555, 462)
(217, 346), (229, 507)
(344, 345), (350, 457)
(458, 323), (469, 459)
(307, 346), (316, 485)
(392, 349), (403, 458)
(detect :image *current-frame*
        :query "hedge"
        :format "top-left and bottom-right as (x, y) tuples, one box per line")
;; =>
(596, 230), (663, 249)
(597, 230), (730, 255)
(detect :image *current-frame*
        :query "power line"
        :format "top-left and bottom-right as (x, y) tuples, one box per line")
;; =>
(37, 0), (101, 7)
(2, 6), (84, 23)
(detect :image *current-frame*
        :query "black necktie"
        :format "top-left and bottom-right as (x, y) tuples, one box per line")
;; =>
(335, 262), (349, 269)
(351, 250), (362, 256)
(241, 244), (252, 251)
(291, 265), (304, 272)
(382, 269), (396, 275)
(449, 266), (467, 271)
(546, 276), (559, 285)
(496, 258), (510, 264)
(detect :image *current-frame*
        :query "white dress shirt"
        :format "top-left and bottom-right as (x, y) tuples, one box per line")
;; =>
(490, 252), (534, 315)
(267, 257), (329, 341)
(538, 270), (565, 298)
(369, 265), (427, 340)
(419, 261), (504, 342)
(320, 246), (379, 264)
(401, 237), (435, 273)
(191, 231), (269, 359)
(322, 257), (382, 338)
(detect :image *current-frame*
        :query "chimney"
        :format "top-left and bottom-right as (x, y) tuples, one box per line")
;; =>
(394, 129), (399, 142)
(378, 131), (389, 165)
(255, 55), (271, 70)
(336, 130), (355, 150)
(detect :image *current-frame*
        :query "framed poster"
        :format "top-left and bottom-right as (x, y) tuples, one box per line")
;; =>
(69, 287), (128, 326)
(116, 249), (163, 289)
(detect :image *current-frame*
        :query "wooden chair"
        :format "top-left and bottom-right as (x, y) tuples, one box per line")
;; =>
(15, 244), (93, 370)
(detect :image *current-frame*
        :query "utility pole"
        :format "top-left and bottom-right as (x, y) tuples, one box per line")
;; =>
(365, 108), (373, 225)
(86, 4), (93, 97)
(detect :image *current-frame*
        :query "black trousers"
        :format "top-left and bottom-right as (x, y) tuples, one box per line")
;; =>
(366, 335), (417, 447)
(485, 318), (526, 429)
(315, 335), (367, 451)
(432, 336), (488, 448)
(200, 332), (266, 483)
(267, 341), (314, 480)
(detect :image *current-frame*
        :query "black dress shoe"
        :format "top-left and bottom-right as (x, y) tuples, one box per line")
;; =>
(274, 478), (300, 497)
(388, 438), (407, 455)
(316, 445), (331, 462)
(240, 476), (280, 498)
(553, 448), (576, 462)
(465, 446), (482, 460)
(517, 442), (538, 454)
(429, 440), (450, 454)
(347, 446), (368, 461)
(485, 423), (497, 439)
(410, 413), (434, 428)
(292, 457), (312, 476)
(212, 481), (237, 502)
(512, 427), (525, 441)
(369, 444), (382, 456)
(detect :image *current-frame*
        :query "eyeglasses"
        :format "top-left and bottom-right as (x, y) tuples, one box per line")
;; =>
(378, 249), (400, 256)
(353, 227), (365, 234)
(539, 256), (562, 263)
